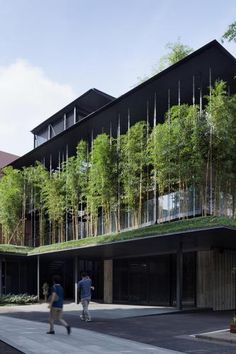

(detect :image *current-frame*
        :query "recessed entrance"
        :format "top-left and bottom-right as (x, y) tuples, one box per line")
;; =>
(113, 252), (196, 307)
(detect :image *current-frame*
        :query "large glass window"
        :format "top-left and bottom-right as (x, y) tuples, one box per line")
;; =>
(67, 111), (74, 128)
(113, 256), (172, 305)
(158, 189), (201, 223)
(35, 128), (48, 147)
(182, 252), (196, 306)
(51, 118), (64, 136)
(78, 259), (104, 301)
(113, 253), (196, 307)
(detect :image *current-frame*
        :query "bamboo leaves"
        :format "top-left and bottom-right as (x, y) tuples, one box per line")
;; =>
(0, 80), (236, 245)
(0, 167), (23, 243)
(120, 121), (148, 226)
(88, 134), (116, 235)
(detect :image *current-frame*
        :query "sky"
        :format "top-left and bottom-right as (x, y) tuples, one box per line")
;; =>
(0, 0), (235, 156)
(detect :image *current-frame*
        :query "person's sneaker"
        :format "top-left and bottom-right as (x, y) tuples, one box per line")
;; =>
(80, 315), (85, 321)
(66, 326), (71, 335)
(85, 318), (92, 322)
(46, 330), (55, 334)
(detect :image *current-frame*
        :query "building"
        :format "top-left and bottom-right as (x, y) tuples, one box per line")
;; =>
(0, 151), (18, 170)
(1, 40), (236, 310)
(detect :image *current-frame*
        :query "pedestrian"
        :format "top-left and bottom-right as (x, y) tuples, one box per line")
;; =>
(78, 271), (94, 322)
(47, 275), (71, 335)
(42, 282), (49, 303)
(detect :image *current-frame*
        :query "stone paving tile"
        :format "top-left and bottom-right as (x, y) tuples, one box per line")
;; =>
(1, 303), (236, 354)
(0, 315), (184, 354)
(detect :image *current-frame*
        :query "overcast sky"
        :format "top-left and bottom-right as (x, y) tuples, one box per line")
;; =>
(0, 0), (235, 156)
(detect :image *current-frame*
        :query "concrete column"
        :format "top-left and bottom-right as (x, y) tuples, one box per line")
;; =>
(64, 113), (67, 130)
(74, 256), (78, 304)
(37, 255), (40, 301)
(74, 106), (77, 124)
(104, 259), (113, 303)
(176, 242), (183, 310)
(48, 125), (51, 140)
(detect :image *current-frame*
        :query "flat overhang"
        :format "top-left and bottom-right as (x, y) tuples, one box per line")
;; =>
(0, 252), (29, 257)
(28, 226), (236, 260)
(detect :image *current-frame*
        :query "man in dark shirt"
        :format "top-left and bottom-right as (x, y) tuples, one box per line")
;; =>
(47, 275), (71, 335)
(78, 272), (94, 322)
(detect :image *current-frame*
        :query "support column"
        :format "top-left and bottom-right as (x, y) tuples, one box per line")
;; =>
(104, 260), (113, 303)
(74, 256), (78, 304)
(74, 106), (77, 124)
(176, 242), (183, 310)
(37, 255), (40, 301)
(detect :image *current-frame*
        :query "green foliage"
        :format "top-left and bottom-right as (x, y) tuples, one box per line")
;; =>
(148, 122), (169, 194)
(1, 80), (236, 245)
(88, 134), (116, 234)
(204, 80), (236, 214)
(120, 121), (148, 225)
(41, 169), (65, 242)
(0, 167), (24, 243)
(169, 104), (205, 188)
(75, 140), (89, 202)
(0, 244), (31, 254)
(60, 140), (89, 239)
(158, 40), (193, 71)
(148, 104), (203, 195)
(222, 21), (236, 42)
(0, 293), (38, 305)
(137, 40), (193, 83)
(28, 216), (236, 255)
(43, 171), (65, 223)
(61, 157), (78, 212)
(23, 163), (49, 245)
(205, 81), (236, 179)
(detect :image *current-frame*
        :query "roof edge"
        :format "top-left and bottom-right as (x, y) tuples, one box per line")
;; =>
(11, 40), (236, 167)
(31, 88), (115, 134)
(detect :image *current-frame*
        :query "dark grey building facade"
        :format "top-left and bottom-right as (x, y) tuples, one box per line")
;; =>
(1, 40), (236, 311)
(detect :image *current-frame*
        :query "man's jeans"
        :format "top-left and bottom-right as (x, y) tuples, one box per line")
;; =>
(81, 298), (91, 320)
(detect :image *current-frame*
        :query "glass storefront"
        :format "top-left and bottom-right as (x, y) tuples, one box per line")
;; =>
(77, 259), (104, 301)
(4, 258), (37, 295)
(113, 252), (196, 307)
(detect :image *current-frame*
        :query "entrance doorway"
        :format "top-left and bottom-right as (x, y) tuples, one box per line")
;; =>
(113, 252), (196, 307)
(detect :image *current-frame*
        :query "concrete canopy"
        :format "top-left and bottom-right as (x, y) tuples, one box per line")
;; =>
(28, 226), (236, 260)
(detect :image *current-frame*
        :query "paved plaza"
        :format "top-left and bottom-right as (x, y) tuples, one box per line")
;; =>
(0, 303), (181, 354)
(0, 303), (236, 354)
(0, 315), (183, 354)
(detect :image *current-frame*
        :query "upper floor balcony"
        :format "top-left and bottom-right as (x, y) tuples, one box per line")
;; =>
(32, 88), (115, 148)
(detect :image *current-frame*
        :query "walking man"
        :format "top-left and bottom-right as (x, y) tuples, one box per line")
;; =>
(47, 275), (71, 335)
(78, 272), (94, 322)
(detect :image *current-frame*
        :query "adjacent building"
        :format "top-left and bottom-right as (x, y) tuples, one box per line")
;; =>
(0, 150), (18, 170)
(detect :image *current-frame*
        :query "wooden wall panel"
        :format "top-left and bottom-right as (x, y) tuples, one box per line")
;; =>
(197, 249), (236, 311)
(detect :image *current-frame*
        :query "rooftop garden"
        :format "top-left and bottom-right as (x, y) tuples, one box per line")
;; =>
(0, 244), (32, 255)
(0, 216), (235, 256)
(28, 216), (236, 255)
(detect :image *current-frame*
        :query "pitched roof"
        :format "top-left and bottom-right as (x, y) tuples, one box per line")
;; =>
(10, 40), (236, 169)
(0, 151), (19, 169)
(31, 88), (115, 134)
